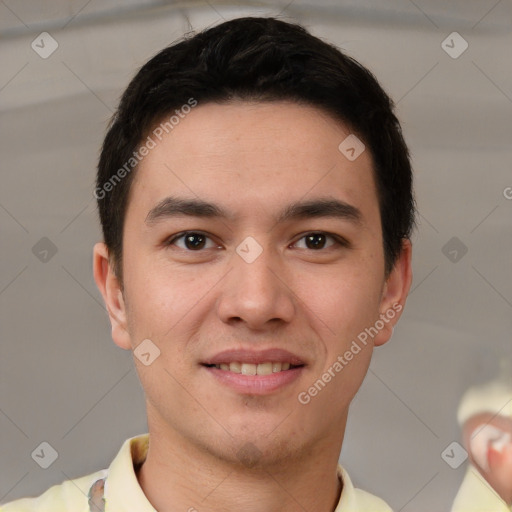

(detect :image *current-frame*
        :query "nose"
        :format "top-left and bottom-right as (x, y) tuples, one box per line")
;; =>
(215, 240), (296, 331)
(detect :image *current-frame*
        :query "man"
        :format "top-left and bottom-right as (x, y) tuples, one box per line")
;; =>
(1, 16), (414, 512)
(451, 369), (512, 511)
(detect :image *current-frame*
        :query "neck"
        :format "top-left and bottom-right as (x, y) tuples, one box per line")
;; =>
(137, 409), (346, 512)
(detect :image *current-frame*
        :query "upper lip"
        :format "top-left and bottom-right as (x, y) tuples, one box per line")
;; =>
(202, 348), (306, 366)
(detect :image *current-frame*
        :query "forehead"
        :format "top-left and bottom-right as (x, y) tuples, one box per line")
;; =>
(128, 100), (379, 227)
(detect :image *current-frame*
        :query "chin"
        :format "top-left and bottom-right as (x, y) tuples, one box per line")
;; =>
(198, 424), (314, 471)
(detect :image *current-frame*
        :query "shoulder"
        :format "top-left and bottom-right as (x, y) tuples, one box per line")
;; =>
(0, 434), (148, 512)
(336, 464), (393, 512)
(0, 469), (107, 512)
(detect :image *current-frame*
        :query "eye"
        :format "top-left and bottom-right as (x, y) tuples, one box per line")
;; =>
(293, 232), (347, 250)
(166, 231), (219, 251)
(165, 230), (348, 252)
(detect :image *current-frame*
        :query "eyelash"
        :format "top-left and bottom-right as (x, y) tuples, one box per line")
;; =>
(164, 231), (349, 252)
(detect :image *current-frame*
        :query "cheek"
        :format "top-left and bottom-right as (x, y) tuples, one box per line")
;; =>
(122, 251), (177, 341)
(307, 259), (383, 337)
(306, 263), (383, 401)
(122, 249), (217, 346)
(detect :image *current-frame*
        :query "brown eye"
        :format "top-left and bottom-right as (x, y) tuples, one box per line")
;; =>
(305, 233), (329, 250)
(167, 232), (216, 251)
(294, 232), (345, 250)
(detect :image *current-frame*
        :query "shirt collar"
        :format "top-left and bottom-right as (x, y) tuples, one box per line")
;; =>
(335, 465), (392, 511)
(104, 433), (155, 512)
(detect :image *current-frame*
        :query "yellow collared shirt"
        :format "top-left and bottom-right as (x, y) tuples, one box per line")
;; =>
(1, 434), (393, 512)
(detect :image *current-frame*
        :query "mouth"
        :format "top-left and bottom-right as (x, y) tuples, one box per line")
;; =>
(201, 348), (307, 394)
(202, 361), (304, 375)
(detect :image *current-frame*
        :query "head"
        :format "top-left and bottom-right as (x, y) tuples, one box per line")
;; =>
(93, 17), (414, 469)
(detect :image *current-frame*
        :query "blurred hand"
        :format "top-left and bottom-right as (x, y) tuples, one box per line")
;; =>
(487, 441), (512, 505)
(464, 414), (512, 506)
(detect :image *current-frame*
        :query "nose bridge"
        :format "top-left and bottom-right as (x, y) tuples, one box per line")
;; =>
(217, 236), (295, 327)
(236, 238), (278, 293)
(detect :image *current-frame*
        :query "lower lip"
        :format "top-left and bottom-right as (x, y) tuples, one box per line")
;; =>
(204, 366), (304, 395)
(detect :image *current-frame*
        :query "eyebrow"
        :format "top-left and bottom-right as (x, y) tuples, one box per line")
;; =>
(145, 196), (363, 226)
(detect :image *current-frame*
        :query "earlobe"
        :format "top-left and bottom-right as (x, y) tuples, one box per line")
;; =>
(93, 242), (132, 350)
(373, 238), (413, 347)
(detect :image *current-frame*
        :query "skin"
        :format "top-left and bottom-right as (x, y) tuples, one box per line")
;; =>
(93, 101), (413, 512)
(463, 413), (512, 505)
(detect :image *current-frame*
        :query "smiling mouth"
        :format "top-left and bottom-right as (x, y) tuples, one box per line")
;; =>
(203, 362), (304, 375)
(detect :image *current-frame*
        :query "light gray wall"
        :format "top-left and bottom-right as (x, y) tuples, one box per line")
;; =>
(1, 1), (511, 511)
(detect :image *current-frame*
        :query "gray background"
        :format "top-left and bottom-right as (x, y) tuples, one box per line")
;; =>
(1, 1), (511, 511)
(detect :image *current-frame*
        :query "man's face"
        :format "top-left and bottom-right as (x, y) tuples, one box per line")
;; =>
(96, 101), (410, 468)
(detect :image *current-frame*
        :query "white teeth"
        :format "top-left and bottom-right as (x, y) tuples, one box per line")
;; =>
(213, 361), (297, 374)
(257, 362), (273, 375)
(272, 362), (282, 373)
(241, 363), (257, 375)
(229, 362), (241, 373)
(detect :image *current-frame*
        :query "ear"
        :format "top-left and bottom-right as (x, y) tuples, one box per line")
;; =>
(373, 238), (413, 347)
(93, 242), (132, 350)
